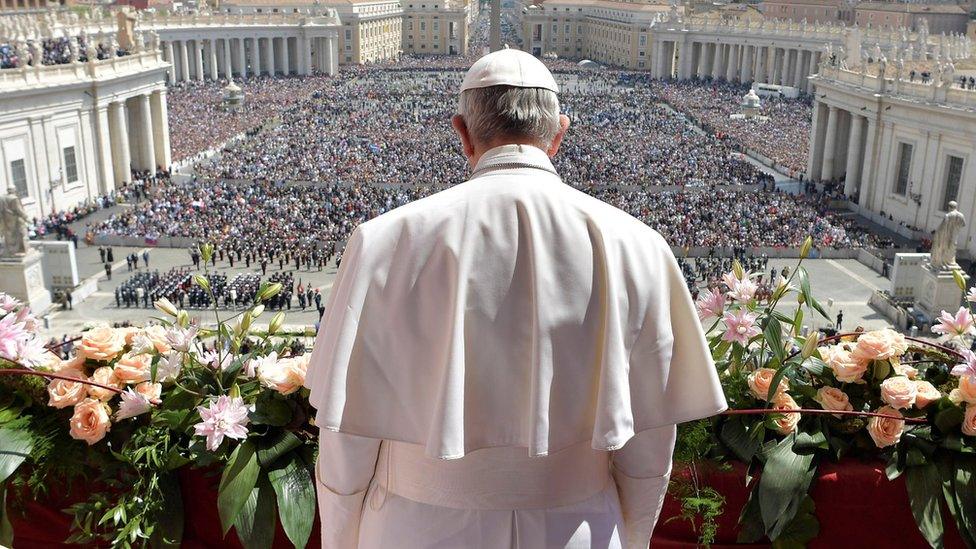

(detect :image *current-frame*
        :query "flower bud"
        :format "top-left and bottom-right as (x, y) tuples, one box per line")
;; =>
(953, 269), (967, 292)
(732, 259), (744, 280)
(200, 243), (214, 263)
(154, 297), (179, 317)
(256, 282), (282, 302)
(237, 311), (253, 336)
(193, 275), (210, 293)
(800, 236), (812, 259)
(268, 312), (284, 335)
(176, 310), (189, 327)
(801, 332), (819, 359)
(251, 304), (265, 318)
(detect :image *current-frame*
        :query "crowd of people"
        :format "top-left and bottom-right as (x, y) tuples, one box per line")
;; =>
(648, 79), (813, 176)
(1, 34), (129, 69)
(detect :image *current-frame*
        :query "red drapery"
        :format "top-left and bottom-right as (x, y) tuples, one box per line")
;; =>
(11, 459), (967, 548)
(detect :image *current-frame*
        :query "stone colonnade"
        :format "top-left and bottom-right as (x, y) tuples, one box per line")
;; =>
(95, 88), (171, 190)
(159, 32), (338, 84)
(652, 37), (822, 93)
(806, 100), (874, 202)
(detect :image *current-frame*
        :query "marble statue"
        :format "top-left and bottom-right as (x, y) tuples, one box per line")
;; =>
(0, 187), (30, 258)
(877, 55), (886, 78)
(943, 61), (955, 87)
(931, 201), (966, 269)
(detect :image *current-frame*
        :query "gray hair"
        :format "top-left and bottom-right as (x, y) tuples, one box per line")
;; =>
(457, 85), (561, 148)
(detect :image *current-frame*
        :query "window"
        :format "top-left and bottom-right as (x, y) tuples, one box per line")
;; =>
(9, 159), (27, 198)
(639, 34), (646, 46)
(552, 24), (557, 34)
(433, 22), (439, 30)
(894, 143), (913, 196)
(420, 22), (426, 30)
(345, 30), (352, 40)
(63, 146), (78, 183)
(943, 155), (965, 210)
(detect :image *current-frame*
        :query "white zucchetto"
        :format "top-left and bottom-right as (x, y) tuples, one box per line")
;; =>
(459, 47), (560, 93)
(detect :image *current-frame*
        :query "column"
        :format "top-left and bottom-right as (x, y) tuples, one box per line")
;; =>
(821, 106), (839, 182)
(150, 90), (171, 169)
(222, 39), (232, 79)
(697, 43), (708, 78)
(844, 114), (865, 197)
(165, 41), (176, 85)
(137, 94), (155, 171)
(251, 36), (261, 76)
(281, 37), (291, 75)
(94, 106), (116, 194)
(756, 46), (766, 82)
(725, 44), (738, 81)
(179, 40), (190, 82)
(325, 36), (337, 75)
(108, 102), (131, 185)
(807, 100), (825, 181)
(194, 40), (204, 81)
(209, 39), (219, 80)
(300, 36), (312, 75)
(267, 37), (276, 76)
(741, 45), (752, 82)
(238, 38), (247, 78)
(792, 49), (804, 88)
(858, 117), (880, 209)
(489, 0), (501, 51)
(711, 44), (723, 80)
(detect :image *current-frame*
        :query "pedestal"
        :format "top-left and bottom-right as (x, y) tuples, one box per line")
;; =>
(915, 264), (966, 319)
(0, 250), (51, 313)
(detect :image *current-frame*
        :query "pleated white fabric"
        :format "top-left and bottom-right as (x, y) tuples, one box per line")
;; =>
(305, 144), (727, 461)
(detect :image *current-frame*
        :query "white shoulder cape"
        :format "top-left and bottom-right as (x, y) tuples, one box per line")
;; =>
(306, 165), (727, 460)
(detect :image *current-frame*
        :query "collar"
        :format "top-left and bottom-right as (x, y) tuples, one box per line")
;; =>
(470, 144), (559, 179)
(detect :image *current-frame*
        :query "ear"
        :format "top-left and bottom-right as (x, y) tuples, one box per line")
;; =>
(546, 114), (571, 158)
(452, 115), (476, 160)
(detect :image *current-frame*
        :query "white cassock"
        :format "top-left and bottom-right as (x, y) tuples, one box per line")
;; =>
(305, 144), (728, 548)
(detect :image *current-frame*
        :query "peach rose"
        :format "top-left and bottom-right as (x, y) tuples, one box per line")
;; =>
(258, 355), (309, 396)
(880, 376), (918, 410)
(771, 393), (801, 435)
(35, 351), (63, 371)
(914, 380), (942, 409)
(892, 362), (918, 380)
(118, 327), (142, 344)
(852, 329), (907, 363)
(88, 366), (124, 401)
(141, 325), (172, 354)
(69, 398), (112, 445)
(56, 354), (87, 373)
(950, 376), (976, 405)
(113, 353), (153, 384)
(963, 405), (976, 437)
(47, 368), (87, 409)
(747, 367), (789, 401)
(867, 406), (905, 448)
(135, 381), (162, 405)
(821, 343), (868, 383)
(815, 386), (853, 417)
(76, 327), (126, 362)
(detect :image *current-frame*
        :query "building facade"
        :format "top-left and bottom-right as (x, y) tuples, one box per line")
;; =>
(854, 2), (969, 35)
(0, 42), (170, 220)
(808, 65), (976, 255)
(759, 0), (854, 25)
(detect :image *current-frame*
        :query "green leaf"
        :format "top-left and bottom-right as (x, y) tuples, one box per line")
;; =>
(935, 407), (965, 435)
(251, 393), (293, 427)
(904, 463), (944, 548)
(151, 472), (184, 548)
(771, 496), (819, 548)
(736, 490), (765, 543)
(793, 308), (804, 337)
(797, 267), (812, 307)
(766, 364), (792, 404)
(234, 473), (277, 549)
(792, 431), (828, 455)
(802, 357), (828, 377)
(764, 319), (786, 366)
(720, 417), (761, 463)
(758, 436), (817, 539)
(0, 427), (32, 483)
(268, 453), (315, 549)
(0, 484), (13, 547)
(711, 339), (731, 361)
(257, 432), (303, 468)
(218, 441), (262, 536)
(951, 455), (976, 548)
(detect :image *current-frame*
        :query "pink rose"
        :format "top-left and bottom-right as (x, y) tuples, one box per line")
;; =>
(69, 398), (112, 445)
(113, 353), (153, 384)
(88, 366), (124, 401)
(820, 343), (868, 383)
(771, 393), (801, 435)
(135, 381), (162, 405)
(880, 376), (918, 410)
(914, 380), (942, 409)
(76, 327), (126, 362)
(56, 354), (87, 373)
(258, 354), (309, 396)
(892, 362), (918, 380)
(47, 368), (87, 409)
(852, 329), (907, 363)
(814, 386), (853, 417)
(963, 405), (976, 437)
(747, 367), (789, 401)
(950, 376), (976, 405)
(867, 406), (905, 448)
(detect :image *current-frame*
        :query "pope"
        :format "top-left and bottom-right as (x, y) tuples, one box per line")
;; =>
(305, 48), (727, 548)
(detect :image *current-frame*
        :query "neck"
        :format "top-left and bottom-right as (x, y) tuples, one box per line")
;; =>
(469, 140), (546, 168)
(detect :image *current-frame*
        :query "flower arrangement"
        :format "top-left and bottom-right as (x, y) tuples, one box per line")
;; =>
(0, 244), (317, 548)
(672, 240), (976, 548)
